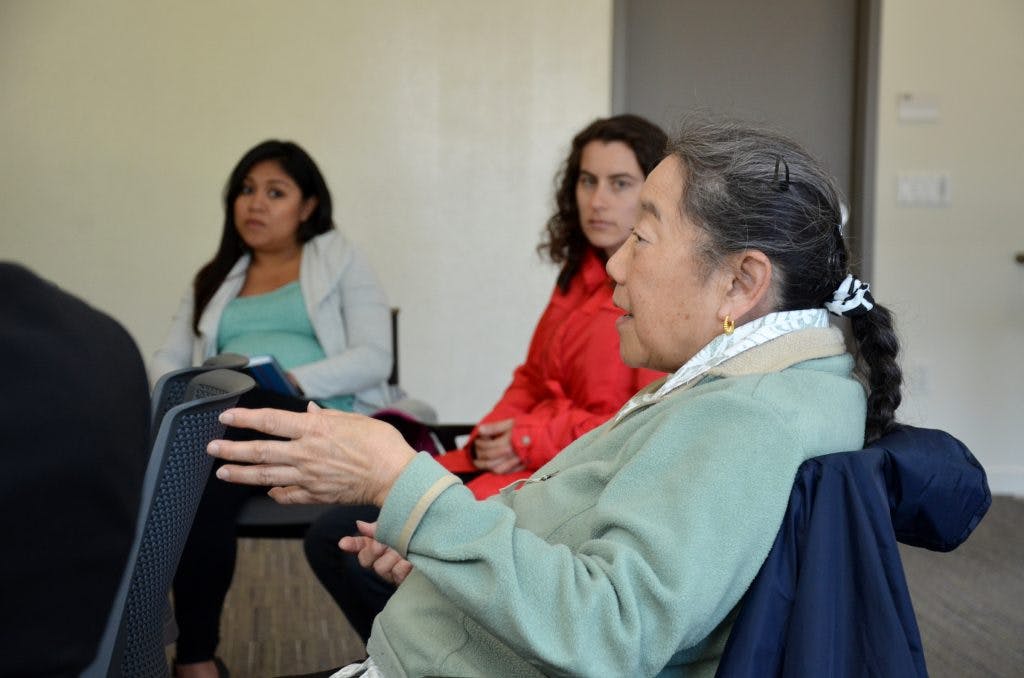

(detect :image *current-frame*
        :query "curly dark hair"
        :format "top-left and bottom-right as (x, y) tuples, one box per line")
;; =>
(538, 114), (667, 292)
(191, 140), (334, 333)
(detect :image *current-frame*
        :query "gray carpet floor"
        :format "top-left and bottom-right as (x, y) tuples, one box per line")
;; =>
(899, 495), (1024, 677)
(217, 538), (362, 676)
(216, 495), (1024, 677)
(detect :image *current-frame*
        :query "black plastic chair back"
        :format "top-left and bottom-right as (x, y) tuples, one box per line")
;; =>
(82, 369), (254, 678)
(149, 354), (249, 437)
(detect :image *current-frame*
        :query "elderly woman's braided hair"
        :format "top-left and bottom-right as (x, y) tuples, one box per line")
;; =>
(669, 115), (901, 443)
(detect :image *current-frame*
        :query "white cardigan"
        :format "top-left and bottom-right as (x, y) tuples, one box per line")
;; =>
(151, 230), (395, 413)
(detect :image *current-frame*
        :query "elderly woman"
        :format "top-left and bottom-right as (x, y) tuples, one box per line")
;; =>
(303, 115), (667, 644)
(208, 117), (901, 677)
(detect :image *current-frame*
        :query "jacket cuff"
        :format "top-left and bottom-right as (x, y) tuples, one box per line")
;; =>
(376, 452), (462, 557)
(509, 422), (544, 468)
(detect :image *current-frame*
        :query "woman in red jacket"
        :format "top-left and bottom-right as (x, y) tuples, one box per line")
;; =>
(304, 114), (667, 641)
(443, 114), (668, 496)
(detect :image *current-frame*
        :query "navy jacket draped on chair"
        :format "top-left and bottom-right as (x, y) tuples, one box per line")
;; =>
(717, 425), (990, 677)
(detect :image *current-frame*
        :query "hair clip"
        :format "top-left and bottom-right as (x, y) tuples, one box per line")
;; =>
(773, 155), (790, 192)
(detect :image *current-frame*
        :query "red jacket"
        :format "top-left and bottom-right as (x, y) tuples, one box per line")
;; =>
(441, 249), (663, 498)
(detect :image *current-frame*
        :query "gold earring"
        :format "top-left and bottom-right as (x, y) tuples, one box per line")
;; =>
(723, 315), (735, 335)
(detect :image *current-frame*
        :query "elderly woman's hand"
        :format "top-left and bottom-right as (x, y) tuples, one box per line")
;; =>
(339, 519), (414, 586)
(207, 402), (416, 507)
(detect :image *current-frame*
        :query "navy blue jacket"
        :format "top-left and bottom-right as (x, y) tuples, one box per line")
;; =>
(716, 425), (991, 677)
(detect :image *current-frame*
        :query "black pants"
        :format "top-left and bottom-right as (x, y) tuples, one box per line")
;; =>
(171, 388), (310, 663)
(302, 505), (397, 643)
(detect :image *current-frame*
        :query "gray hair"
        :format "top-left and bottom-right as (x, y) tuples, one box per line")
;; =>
(667, 114), (902, 443)
(668, 115), (847, 309)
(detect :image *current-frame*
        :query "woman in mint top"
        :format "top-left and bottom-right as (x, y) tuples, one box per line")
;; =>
(216, 281), (355, 411)
(152, 140), (393, 678)
(210, 118), (905, 677)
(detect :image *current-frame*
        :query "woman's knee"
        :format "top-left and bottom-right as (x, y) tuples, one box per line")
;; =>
(303, 505), (380, 569)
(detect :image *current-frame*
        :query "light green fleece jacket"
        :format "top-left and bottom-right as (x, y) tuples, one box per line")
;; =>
(369, 327), (865, 677)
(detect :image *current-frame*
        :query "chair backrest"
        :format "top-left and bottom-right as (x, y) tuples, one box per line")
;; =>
(149, 354), (249, 435)
(148, 366), (206, 434)
(82, 369), (254, 678)
(715, 425), (990, 678)
(389, 307), (399, 386)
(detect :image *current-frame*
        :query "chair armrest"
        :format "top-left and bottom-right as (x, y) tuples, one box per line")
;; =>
(428, 423), (475, 451)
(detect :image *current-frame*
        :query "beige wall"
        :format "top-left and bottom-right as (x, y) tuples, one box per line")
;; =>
(873, 0), (1023, 494)
(0, 0), (613, 421)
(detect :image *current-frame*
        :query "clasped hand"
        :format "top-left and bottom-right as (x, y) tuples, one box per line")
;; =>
(207, 402), (416, 507)
(472, 418), (526, 474)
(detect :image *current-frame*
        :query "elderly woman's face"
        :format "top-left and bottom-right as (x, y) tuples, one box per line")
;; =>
(607, 156), (730, 373)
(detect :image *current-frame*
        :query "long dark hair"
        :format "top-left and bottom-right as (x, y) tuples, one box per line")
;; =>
(538, 114), (667, 293)
(191, 140), (334, 332)
(668, 115), (901, 443)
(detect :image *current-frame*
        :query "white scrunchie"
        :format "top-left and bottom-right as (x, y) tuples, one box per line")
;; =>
(825, 273), (874, 317)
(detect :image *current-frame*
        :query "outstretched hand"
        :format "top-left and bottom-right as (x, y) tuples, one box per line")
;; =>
(339, 519), (413, 586)
(207, 402), (416, 507)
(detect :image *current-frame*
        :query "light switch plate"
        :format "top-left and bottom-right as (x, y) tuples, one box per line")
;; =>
(896, 172), (951, 207)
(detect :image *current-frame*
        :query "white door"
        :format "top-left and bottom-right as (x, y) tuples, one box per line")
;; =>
(873, 1), (1024, 495)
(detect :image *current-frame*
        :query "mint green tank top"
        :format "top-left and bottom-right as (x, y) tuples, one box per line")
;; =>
(218, 281), (355, 411)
